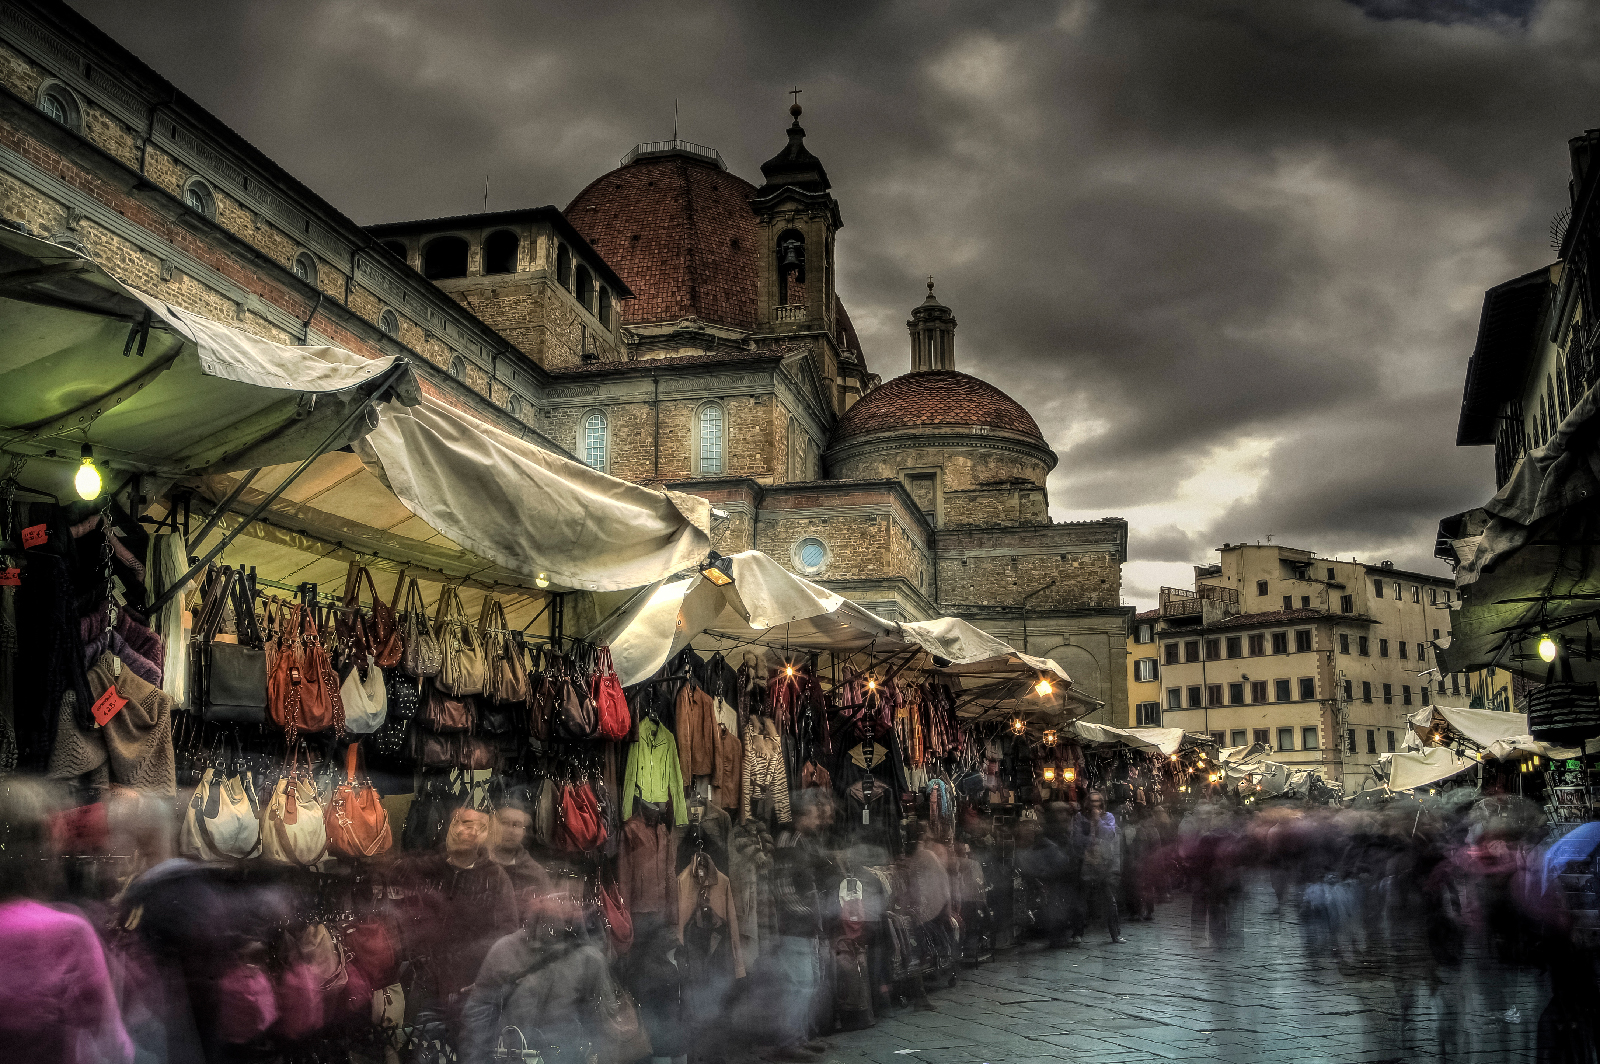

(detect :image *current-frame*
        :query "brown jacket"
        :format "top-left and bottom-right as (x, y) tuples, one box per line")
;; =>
(676, 852), (746, 978)
(712, 713), (742, 810)
(676, 684), (716, 779)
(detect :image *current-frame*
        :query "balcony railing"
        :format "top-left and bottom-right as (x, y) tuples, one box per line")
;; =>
(619, 139), (726, 170)
(774, 304), (807, 323)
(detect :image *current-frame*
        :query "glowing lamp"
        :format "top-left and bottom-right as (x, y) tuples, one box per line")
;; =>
(74, 444), (101, 501)
(784, 664), (795, 678)
(866, 677), (877, 692)
(700, 551), (735, 587)
(1035, 677), (1053, 697)
(1539, 635), (1558, 662)
(1169, 754), (1179, 762)
(1063, 767), (1076, 782)
(1042, 766), (1056, 782)
(1011, 718), (1026, 735)
(535, 572), (550, 589)
(1042, 729), (1057, 746)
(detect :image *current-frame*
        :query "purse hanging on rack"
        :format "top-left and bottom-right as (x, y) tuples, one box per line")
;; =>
(480, 598), (530, 705)
(268, 602), (344, 741)
(399, 577), (442, 679)
(360, 565), (403, 669)
(180, 732), (261, 859)
(198, 567), (269, 723)
(325, 742), (393, 859)
(433, 585), (486, 696)
(260, 742), (328, 867)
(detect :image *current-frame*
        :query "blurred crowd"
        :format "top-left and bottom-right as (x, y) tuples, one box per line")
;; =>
(2, 776), (1597, 1064)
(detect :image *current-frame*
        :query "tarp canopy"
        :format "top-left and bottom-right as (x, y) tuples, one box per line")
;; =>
(1408, 703), (1581, 761)
(1436, 380), (1600, 683)
(1070, 722), (1194, 756)
(0, 227), (417, 493)
(586, 551), (1075, 714)
(1388, 747), (1475, 792)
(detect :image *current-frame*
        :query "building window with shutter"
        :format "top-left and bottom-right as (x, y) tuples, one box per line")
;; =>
(1402, 685), (1412, 706)
(1339, 634), (1350, 654)
(1358, 636), (1370, 656)
(1228, 683), (1245, 705)
(1274, 679), (1292, 702)
(1366, 730), (1377, 754)
(1184, 640), (1201, 663)
(1383, 683), (1393, 704)
(1362, 681), (1373, 703)
(1134, 658), (1158, 683)
(1187, 686), (1203, 708)
(1298, 677), (1315, 700)
(1226, 637), (1242, 658)
(1277, 728), (1295, 750)
(1379, 639), (1389, 657)
(1340, 594), (1353, 613)
(1250, 680), (1268, 703)
(1254, 729), (1269, 746)
(1294, 630), (1313, 653)
(1257, 580), (1269, 596)
(1164, 642), (1180, 665)
(1248, 634), (1265, 656)
(1271, 632), (1289, 654)
(1206, 684), (1223, 706)
(1205, 638), (1222, 660)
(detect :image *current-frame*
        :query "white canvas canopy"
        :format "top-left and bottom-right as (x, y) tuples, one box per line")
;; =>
(1387, 748), (1475, 792)
(1069, 721), (1191, 756)
(1408, 703), (1581, 761)
(587, 551), (1074, 712)
(0, 227), (712, 620)
(0, 227), (414, 493)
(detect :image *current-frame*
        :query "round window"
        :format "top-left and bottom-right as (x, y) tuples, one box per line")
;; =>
(39, 92), (67, 124)
(794, 537), (828, 574)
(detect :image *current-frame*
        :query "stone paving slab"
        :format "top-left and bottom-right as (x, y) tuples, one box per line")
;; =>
(807, 875), (1548, 1064)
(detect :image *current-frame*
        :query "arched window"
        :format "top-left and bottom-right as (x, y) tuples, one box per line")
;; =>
(379, 309), (399, 336)
(506, 394), (522, 419)
(575, 265), (594, 311)
(484, 229), (518, 275)
(37, 82), (80, 131)
(582, 411), (608, 472)
(598, 285), (612, 329)
(422, 236), (469, 279)
(697, 403), (724, 476)
(557, 243), (573, 289)
(450, 355), (466, 379)
(183, 178), (216, 221)
(293, 252), (317, 285)
(379, 239), (408, 263)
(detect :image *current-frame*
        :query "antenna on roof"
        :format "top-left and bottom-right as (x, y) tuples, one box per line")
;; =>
(482, 174), (489, 214)
(673, 99), (679, 141)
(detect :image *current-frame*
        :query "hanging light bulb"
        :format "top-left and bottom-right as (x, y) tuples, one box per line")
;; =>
(1042, 729), (1057, 746)
(1169, 754), (1179, 762)
(866, 677), (877, 692)
(1035, 677), (1053, 697)
(1063, 766), (1076, 782)
(1539, 635), (1559, 662)
(784, 664), (796, 677)
(74, 443), (101, 501)
(1043, 766), (1056, 782)
(535, 572), (550, 589)
(1011, 717), (1026, 735)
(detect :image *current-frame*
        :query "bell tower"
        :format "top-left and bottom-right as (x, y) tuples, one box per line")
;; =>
(909, 278), (956, 371)
(752, 99), (843, 348)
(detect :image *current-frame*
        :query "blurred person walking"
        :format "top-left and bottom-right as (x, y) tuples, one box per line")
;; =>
(1079, 791), (1126, 944)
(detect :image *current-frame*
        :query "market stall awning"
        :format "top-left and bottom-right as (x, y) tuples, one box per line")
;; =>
(898, 617), (1076, 716)
(0, 228), (417, 493)
(1069, 722), (1197, 756)
(1388, 747), (1475, 792)
(590, 550), (902, 685)
(1409, 703), (1581, 760)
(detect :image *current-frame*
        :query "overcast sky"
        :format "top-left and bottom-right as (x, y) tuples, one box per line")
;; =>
(69, 0), (1595, 608)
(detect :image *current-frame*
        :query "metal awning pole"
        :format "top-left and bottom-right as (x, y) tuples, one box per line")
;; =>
(149, 362), (408, 613)
(185, 467), (260, 552)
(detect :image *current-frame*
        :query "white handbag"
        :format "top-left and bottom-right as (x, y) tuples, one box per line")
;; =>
(181, 764), (261, 859)
(260, 748), (327, 867)
(340, 654), (388, 734)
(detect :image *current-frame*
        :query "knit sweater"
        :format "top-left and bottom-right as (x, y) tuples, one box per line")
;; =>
(48, 652), (175, 795)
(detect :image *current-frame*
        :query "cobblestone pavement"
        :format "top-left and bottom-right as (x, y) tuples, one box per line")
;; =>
(823, 878), (1549, 1064)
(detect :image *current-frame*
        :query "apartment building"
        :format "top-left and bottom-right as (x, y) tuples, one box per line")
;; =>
(1124, 543), (1477, 789)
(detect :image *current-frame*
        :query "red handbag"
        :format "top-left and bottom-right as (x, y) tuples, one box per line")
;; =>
(593, 646), (632, 740)
(342, 916), (399, 988)
(325, 744), (393, 859)
(559, 780), (607, 852)
(598, 878), (633, 953)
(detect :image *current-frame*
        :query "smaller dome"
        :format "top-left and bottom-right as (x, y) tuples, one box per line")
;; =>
(831, 370), (1044, 444)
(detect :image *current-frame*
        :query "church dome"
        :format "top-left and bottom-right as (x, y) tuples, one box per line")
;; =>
(564, 146), (761, 331)
(831, 369), (1045, 444)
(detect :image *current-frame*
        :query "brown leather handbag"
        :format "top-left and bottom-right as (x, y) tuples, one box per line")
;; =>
(479, 598), (530, 705)
(554, 657), (598, 740)
(399, 578), (442, 679)
(352, 564), (402, 670)
(410, 728), (497, 771)
(420, 681), (474, 733)
(269, 603), (345, 740)
(529, 651), (554, 742)
(433, 585), (487, 696)
(325, 743), (392, 859)
(335, 561), (373, 678)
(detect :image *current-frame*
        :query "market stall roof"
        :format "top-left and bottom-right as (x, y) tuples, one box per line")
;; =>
(1436, 379), (1600, 684)
(1387, 747), (1475, 792)
(587, 551), (1074, 711)
(1069, 722), (1197, 756)
(0, 227), (416, 491)
(1408, 703), (1581, 760)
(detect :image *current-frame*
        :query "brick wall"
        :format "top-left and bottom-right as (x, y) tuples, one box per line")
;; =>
(830, 440), (1049, 491)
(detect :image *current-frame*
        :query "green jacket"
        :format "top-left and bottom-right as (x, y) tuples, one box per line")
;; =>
(622, 717), (688, 825)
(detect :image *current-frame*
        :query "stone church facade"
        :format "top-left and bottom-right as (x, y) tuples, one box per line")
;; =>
(0, 0), (1131, 720)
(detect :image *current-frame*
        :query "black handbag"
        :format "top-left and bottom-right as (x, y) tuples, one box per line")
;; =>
(401, 773), (461, 851)
(197, 568), (268, 723)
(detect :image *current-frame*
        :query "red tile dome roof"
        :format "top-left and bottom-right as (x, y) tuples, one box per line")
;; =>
(831, 370), (1045, 444)
(565, 155), (761, 330)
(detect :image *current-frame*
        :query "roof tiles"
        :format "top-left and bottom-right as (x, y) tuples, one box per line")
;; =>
(831, 370), (1044, 443)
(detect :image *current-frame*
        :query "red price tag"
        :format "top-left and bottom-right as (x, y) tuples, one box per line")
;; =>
(0, 569), (19, 587)
(20, 524), (46, 549)
(91, 685), (128, 727)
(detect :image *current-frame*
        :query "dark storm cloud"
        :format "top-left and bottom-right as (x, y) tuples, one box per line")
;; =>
(65, 0), (1600, 603)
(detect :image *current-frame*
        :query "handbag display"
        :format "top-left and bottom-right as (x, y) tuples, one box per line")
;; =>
(433, 585), (487, 696)
(261, 746), (328, 867)
(410, 727), (497, 771)
(480, 598), (531, 705)
(334, 561), (373, 679)
(529, 652), (555, 742)
(197, 568), (268, 723)
(599, 878), (633, 954)
(399, 578), (443, 679)
(596, 978), (653, 1064)
(325, 743), (393, 859)
(340, 653), (388, 734)
(401, 773), (460, 851)
(181, 738), (261, 860)
(593, 646), (631, 740)
(420, 682), (475, 732)
(558, 779), (607, 852)
(268, 603), (345, 739)
(554, 657), (598, 740)
(362, 566), (404, 669)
